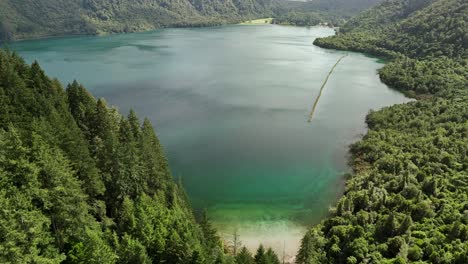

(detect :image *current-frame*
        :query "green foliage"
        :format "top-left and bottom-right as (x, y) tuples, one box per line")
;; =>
(0, 49), (224, 263)
(0, 0), (280, 41)
(236, 247), (255, 264)
(273, 11), (324, 27)
(315, 0), (467, 60)
(250, 245), (280, 264)
(0, 0), (387, 40)
(298, 0), (468, 263)
(274, 0), (384, 27)
(264, 248), (280, 264)
(200, 209), (224, 261)
(0, 128), (65, 264)
(379, 57), (467, 97)
(116, 234), (151, 264)
(254, 245), (267, 264)
(66, 229), (117, 264)
(296, 229), (326, 263)
(298, 96), (468, 263)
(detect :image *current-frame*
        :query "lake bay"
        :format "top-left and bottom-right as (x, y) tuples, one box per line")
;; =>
(11, 25), (411, 258)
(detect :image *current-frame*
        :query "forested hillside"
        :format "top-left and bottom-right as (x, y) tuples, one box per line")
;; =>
(0, 0), (280, 41)
(0, 49), (227, 263)
(297, 0), (468, 263)
(315, 0), (467, 59)
(0, 0), (390, 42)
(273, 0), (384, 26)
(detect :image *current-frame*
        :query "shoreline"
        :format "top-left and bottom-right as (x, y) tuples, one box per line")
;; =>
(2, 20), (342, 45)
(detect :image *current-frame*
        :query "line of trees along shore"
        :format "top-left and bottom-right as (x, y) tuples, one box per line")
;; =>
(296, 0), (467, 263)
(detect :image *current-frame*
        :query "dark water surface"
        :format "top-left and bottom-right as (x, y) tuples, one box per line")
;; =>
(10, 25), (410, 256)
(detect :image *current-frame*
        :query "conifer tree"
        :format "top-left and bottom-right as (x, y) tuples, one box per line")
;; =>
(236, 247), (255, 264)
(254, 245), (267, 264)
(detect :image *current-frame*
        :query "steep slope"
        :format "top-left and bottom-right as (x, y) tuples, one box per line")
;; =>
(339, 0), (435, 33)
(0, 49), (224, 263)
(297, 0), (468, 263)
(378, 0), (467, 58)
(0, 0), (390, 41)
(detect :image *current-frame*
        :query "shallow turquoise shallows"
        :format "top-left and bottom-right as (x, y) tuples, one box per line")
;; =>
(10, 25), (411, 257)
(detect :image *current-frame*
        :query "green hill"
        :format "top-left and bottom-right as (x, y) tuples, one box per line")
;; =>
(0, 0), (391, 41)
(297, 0), (468, 263)
(315, 0), (467, 59)
(339, 0), (435, 33)
(274, 0), (385, 26)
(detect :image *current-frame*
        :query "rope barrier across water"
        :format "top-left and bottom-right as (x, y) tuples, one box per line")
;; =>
(308, 54), (348, 123)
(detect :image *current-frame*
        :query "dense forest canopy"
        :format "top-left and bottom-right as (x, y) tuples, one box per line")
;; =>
(298, 0), (468, 263)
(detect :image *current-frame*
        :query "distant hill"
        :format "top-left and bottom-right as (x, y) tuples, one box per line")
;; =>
(0, 0), (280, 41)
(301, 0), (385, 14)
(274, 0), (385, 26)
(0, 0), (389, 41)
(339, 0), (435, 33)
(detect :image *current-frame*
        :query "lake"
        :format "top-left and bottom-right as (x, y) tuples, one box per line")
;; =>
(10, 25), (410, 258)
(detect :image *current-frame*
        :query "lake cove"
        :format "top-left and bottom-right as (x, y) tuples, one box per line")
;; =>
(10, 25), (411, 258)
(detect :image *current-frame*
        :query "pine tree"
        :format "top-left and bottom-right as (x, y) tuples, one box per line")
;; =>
(66, 229), (117, 264)
(381, 213), (398, 239)
(236, 247), (255, 264)
(116, 117), (143, 200)
(117, 234), (151, 264)
(139, 118), (171, 195)
(254, 245), (267, 264)
(265, 248), (280, 264)
(127, 109), (141, 140)
(398, 215), (413, 235)
(199, 209), (223, 260)
(30, 133), (99, 251)
(296, 230), (326, 264)
(66, 80), (97, 141)
(0, 127), (65, 263)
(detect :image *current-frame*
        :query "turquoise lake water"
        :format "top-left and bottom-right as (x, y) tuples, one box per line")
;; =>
(10, 25), (411, 257)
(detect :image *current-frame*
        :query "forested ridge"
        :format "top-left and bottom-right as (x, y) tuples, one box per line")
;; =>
(0, 0), (281, 41)
(297, 0), (468, 263)
(0, 0), (387, 42)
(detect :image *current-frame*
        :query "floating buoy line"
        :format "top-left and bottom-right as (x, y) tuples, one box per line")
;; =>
(308, 54), (348, 122)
